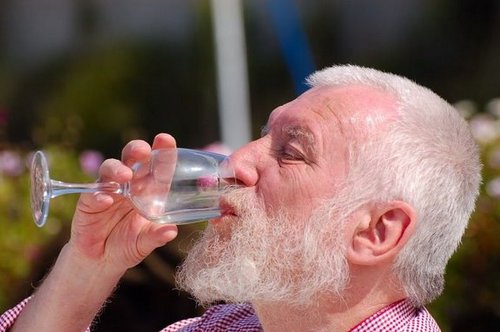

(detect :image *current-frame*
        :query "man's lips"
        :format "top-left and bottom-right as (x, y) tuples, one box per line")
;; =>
(210, 202), (236, 225)
(219, 200), (237, 217)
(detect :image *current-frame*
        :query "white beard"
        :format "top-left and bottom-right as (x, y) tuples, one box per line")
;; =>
(176, 190), (349, 308)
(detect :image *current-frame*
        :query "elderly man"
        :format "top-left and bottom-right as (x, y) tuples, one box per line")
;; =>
(1, 65), (481, 331)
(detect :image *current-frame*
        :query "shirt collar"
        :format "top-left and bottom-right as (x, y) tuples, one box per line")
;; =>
(349, 299), (417, 332)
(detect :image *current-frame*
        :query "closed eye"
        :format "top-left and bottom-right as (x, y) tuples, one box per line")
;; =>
(277, 146), (306, 165)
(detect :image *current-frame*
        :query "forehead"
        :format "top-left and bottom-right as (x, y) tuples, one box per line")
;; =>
(267, 85), (398, 140)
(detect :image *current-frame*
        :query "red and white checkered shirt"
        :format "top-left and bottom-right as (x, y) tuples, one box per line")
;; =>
(1, 297), (440, 331)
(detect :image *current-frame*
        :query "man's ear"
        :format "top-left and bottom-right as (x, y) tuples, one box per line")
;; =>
(347, 201), (416, 266)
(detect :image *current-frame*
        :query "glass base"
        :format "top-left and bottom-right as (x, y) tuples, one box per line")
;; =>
(30, 151), (51, 227)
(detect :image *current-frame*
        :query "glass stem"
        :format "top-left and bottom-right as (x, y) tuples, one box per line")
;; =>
(50, 180), (125, 198)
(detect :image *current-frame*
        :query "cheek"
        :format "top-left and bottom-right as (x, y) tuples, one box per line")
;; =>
(259, 169), (328, 219)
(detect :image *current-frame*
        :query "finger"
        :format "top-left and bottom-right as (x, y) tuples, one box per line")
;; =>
(152, 149), (177, 184)
(98, 159), (133, 183)
(137, 224), (179, 257)
(121, 139), (153, 167)
(151, 134), (177, 183)
(151, 133), (176, 150)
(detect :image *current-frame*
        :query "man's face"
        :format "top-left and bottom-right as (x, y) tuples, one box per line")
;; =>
(176, 85), (397, 306)
(227, 86), (350, 221)
(222, 85), (397, 222)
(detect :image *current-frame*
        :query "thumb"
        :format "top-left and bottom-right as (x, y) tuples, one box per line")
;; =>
(136, 224), (179, 258)
(76, 193), (115, 215)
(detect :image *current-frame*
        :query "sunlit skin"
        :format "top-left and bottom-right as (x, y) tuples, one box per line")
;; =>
(219, 84), (398, 224)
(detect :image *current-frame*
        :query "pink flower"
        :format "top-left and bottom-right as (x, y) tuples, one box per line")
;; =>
(486, 177), (500, 198)
(469, 114), (498, 144)
(0, 150), (24, 176)
(79, 150), (104, 176)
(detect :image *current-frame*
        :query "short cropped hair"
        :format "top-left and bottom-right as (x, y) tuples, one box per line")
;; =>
(307, 65), (482, 306)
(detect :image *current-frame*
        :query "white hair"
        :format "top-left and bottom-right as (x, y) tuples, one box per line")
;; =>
(176, 190), (349, 308)
(307, 65), (482, 306)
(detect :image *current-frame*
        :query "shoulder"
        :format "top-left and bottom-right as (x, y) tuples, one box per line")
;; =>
(163, 303), (261, 332)
(404, 306), (441, 332)
(350, 300), (441, 332)
(0, 297), (31, 332)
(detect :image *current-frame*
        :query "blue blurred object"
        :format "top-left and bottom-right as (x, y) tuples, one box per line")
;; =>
(266, 0), (316, 94)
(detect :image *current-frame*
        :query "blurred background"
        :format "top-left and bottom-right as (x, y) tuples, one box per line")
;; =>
(0, 0), (499, 331)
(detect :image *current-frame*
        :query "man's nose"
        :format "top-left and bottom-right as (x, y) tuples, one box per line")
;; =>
(228, 142), (261, 187)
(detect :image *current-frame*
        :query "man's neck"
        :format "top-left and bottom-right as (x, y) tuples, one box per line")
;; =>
(252, 288), (406, 331)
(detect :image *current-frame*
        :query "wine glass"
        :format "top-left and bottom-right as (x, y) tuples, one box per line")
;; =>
(30, 148), (237, 227)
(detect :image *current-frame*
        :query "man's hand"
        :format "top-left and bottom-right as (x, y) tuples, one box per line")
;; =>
(68, 133), (179, 273)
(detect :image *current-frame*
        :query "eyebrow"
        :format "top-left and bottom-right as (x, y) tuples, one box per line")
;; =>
(261, 124), (315, 141)
(285, 125), (318, 161)
(262, 122), (315, 141)
(283, 125), (315, 146)
(263, 123), (318, 160)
